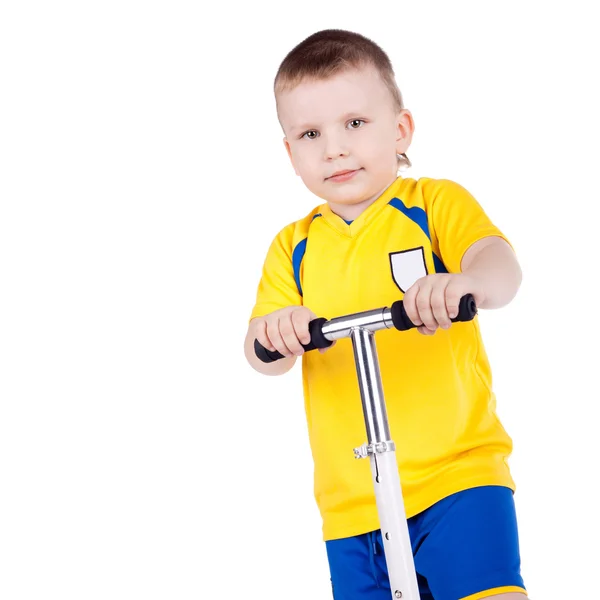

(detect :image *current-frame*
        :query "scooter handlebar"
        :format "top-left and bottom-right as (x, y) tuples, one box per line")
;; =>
(254, 294), (477, 363)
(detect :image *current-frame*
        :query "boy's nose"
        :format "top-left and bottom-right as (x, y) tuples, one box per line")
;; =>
(324, 137), (349, 160)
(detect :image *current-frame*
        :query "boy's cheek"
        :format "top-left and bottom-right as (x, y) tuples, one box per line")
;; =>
(295, 161), (315, 182)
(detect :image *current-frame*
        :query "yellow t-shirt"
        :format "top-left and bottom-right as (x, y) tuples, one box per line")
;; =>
(250, 176), (516, 541)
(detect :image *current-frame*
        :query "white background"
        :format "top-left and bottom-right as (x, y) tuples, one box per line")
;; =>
(1, 2), (598, 599)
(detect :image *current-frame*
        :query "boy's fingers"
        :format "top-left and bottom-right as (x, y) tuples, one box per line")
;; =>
(417, 325), (436, 336)
(291, 309), (312, 346)
(267, 319), (293, 357)
(279, 316), (305, 356)
(416, 284), (437, 331)
(255, 320), (276, 352)
(431, 280), (451, 329)
(445, 286), (462, 320)
(403, 283), (422, 326)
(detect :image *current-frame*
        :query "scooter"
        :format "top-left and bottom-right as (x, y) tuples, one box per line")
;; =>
(255, 294), (477, 600)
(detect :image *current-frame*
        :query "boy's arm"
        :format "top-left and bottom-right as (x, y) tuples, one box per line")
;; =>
(245, 223), (305, 375)
(461, 236), (523, 309)
(403, 178), (523, 333)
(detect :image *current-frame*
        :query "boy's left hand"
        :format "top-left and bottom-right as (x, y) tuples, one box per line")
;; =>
(403, 274), (485, 335)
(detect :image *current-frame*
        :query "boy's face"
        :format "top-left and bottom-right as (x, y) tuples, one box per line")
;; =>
(277, 65), (414, 217)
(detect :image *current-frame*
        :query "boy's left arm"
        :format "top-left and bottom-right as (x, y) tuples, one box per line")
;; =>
(460, 235), (523, 309)
(403, 179), (523, 335)
(403, 236), (522, 335)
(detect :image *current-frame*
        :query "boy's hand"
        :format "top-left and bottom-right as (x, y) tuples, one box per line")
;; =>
(403, 274), (485, 335)
(252, 306), (334, 357)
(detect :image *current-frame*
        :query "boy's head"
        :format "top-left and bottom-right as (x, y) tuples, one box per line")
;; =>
(274, 29), (414, 217)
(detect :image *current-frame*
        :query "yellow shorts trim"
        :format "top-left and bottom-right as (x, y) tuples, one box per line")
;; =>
(461, 585), (527, 599)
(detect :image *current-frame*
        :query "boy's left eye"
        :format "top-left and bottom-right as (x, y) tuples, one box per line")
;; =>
(348, 119), (365, 129)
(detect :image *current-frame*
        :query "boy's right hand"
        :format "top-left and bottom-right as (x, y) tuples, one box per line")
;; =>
(252, 306), (333, 358)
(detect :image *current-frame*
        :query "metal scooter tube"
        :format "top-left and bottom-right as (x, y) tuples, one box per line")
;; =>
(351, 326), (420, 600)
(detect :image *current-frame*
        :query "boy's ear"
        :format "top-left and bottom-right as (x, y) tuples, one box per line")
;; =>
(395, 109), (415, 156)
(283, 138), (299, 175)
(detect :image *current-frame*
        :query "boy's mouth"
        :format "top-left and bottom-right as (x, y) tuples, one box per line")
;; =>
(326, 168), (362, 182)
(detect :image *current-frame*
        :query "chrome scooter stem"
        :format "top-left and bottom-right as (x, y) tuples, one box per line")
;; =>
(321, 308), (420, 600)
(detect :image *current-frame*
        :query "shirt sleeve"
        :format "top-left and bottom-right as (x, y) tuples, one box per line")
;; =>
(249, 223), (303, 321)
(424, 178), (513, 274)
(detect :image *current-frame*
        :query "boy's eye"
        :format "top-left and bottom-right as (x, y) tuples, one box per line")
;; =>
(348, 119), (365, 129)
(301, 130), (319, 140)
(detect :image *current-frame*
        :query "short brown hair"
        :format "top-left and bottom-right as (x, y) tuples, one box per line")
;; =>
(274, 29), (411, 168)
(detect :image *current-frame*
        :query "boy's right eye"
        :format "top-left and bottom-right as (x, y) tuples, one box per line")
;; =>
(301, 130), (319, 140)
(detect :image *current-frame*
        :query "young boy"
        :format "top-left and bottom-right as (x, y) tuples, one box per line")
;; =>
(244, 29), (527, 600)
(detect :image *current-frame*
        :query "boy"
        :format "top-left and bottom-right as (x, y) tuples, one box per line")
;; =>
(244, 29), (527, 600)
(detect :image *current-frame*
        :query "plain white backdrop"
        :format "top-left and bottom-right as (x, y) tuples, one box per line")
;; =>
(1, 2), (598, 599)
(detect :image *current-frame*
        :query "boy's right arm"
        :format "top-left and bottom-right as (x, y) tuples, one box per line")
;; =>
(244, 305), (316, 376)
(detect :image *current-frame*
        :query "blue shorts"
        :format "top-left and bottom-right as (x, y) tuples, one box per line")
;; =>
(326, 485), (526, 600)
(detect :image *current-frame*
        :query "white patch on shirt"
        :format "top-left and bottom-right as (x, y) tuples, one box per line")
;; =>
(389, 247), (428, 293)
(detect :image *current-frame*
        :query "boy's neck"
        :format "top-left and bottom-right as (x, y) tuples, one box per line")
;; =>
(327, 201), (371, 222)
(326, 178), (399, 222)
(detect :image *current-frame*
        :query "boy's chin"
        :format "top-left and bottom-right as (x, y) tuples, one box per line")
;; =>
(304, 178), (376, 206)
(324, 187), (370, 206)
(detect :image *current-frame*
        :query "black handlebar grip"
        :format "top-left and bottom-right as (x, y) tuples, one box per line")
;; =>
(391, 293), (477, 331)
(254, 317), (333, 363)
